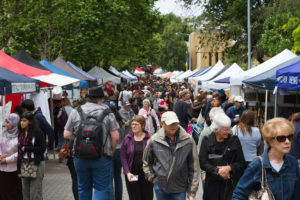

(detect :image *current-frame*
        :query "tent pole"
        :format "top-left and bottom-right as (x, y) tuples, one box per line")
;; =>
(264, 90), (268, 122)
(274, 89), (278, 118)
(49, 88), (56, 159)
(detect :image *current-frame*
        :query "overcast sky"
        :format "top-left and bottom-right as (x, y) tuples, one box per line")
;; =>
(154, 0), (202, 18)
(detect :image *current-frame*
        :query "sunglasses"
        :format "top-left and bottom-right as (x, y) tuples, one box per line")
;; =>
(273, 134), (294, 143)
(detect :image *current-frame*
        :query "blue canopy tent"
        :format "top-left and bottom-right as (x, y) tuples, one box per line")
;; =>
(214, 77), (229, 83)
(188, 67), (210, 78)
(243, 57), (300, 90)
(67, 61), (103, 84)
(0, 66), (39, 95)
(276, 57), (300, 90)
(40, 59), (88, 89)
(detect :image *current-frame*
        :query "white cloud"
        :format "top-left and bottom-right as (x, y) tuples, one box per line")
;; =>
(154, 0), (202, 17)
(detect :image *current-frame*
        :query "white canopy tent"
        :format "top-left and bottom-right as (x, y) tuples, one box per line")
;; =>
(109, 66), (137, 82)
(175, 69), (200, 83)
(88, 66), (121, 84)
(190, 61), (226, 86)
(231, 49), (296, 86)
(33, 74), (80, 87)
(134, 68), (145, 75)
(170, 71), (185, 83)
(153, 68), (164, 75)
(122, 70), (138, 80)
(201, 63), (244, 90)
(173, 70), (192, 83)
(230, 49), (296, 95)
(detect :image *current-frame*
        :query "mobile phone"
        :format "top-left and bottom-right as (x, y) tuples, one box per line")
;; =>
(130, 175), (139, 181)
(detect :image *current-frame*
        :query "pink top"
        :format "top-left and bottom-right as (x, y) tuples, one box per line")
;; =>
(138, 108), (160, 133)
(0, 134), (18, 172)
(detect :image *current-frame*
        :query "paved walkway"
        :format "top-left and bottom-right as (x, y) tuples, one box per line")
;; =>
(43, 154), (202, 200)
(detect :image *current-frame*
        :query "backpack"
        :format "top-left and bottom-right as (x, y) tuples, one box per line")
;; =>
(74, 106), (112, 160)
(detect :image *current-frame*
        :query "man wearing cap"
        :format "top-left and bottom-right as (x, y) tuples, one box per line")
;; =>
(175, 89), (194, 131)
(64, 87), (119, 200)
(119, 101), (135, 137)
(225, 96), (246, 127)
(143, 111), (200, 200)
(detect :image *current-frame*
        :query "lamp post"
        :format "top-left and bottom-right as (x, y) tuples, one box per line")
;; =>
(247, 0), (251, 70)
(175, 32), (192, 71)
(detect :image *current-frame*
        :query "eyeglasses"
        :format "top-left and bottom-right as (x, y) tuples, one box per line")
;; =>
(131, 123), (141, 126)
(273, 134), (294, 143)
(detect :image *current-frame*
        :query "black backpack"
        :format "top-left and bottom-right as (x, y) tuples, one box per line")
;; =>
(74, 106), (112, 160)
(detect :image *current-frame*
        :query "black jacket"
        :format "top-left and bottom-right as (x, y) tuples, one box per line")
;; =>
(34, 107), (54, 147)
(199, 133), (246, 200)
(175, 100), (192, 129)
(17, 129), (46, 173)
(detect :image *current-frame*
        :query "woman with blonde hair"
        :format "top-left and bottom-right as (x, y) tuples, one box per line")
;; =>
(121, 115), (153, 200)
(233, 118), (300, 199)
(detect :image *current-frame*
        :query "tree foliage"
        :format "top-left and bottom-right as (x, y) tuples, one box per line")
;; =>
(159, 14), (191, 71)
(0, 0), (161, 70)
(182, 0), (300, 67)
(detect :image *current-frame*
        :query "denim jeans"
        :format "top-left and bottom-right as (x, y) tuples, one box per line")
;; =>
(57, 130), (65, 149)
(154, 183), (186, 200)
(73, 156), (112, 200)
(108, 149), (123, 200)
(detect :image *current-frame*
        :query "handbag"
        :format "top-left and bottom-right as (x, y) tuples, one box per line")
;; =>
(20, 161), (38, 178)
(248, 156), (275, 200)
(197, 109), (205, 126)
(58, 142), (70, 159)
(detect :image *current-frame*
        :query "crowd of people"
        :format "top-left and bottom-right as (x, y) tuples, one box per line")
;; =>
(0, 76), (300, 200)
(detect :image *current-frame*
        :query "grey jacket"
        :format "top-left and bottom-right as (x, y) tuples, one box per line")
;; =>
(143, 126), (200, 194)
(118, 107), (135, 149)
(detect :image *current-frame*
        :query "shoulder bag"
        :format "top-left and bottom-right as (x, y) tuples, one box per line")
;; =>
(20, 161), (38, 178)
(197, 108), (205, 126)
(248, 156), (275, 200)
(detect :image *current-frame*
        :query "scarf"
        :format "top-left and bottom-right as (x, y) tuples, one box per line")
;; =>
(3, 113), (20, 139)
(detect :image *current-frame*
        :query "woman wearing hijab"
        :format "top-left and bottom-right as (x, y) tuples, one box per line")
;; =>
(0, 113), (22, 200)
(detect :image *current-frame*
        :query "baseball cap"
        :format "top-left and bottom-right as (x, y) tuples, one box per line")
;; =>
(161, 111), (179, 125)
(234, 96), (244, 102)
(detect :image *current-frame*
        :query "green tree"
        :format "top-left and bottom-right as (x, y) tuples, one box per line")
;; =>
(261, 0), (300, 56)
(0, 0), (161, 71)
(158, 14), (191, 71)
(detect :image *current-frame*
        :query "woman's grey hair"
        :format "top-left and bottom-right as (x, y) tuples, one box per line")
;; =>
(212, 113), (231, 129)
(209, 107), (224, 121)
(143, 99), (150, 105)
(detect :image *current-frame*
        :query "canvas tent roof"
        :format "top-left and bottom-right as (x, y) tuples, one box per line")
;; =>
(0, 50), (78, 87)
(109, 66), (136, 81)
(174, 70), (192, 82)
(243, 56), (300, 90)
(88, 67), (121, 84)
(202, 63), (244, 89)
(0, 66), (39, 95)
(40, 59), (87, 88)
(122, 70), (138, 80)
(12, 50), (48, 70)
(276, 57), (300, 90)
(230, 49), (297, 86)
(67, 61), (101, 82)
(191, 61), (226, 85)
(52, 57), (94, 81)
(186, 67), (209, 82)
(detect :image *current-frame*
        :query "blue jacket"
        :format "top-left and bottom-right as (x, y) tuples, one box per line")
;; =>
(233, 148), (300, 200)
(225, 105), (246, 127)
